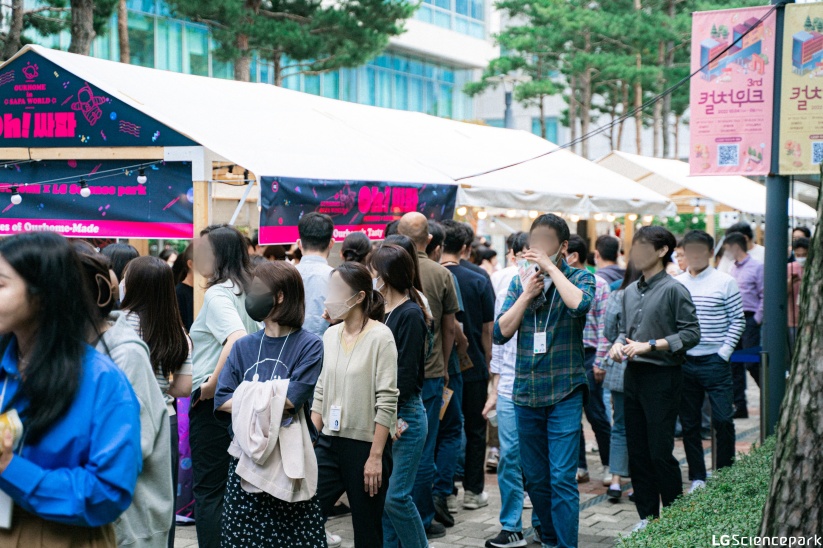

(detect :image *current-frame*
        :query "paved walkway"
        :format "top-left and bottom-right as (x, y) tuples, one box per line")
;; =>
(174, 384), (762, 548)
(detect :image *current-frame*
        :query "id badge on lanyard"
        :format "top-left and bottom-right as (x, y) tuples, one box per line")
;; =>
(534, 332), (547, 355)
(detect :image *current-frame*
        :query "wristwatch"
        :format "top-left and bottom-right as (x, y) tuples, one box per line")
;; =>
(648, 339), (657, 351)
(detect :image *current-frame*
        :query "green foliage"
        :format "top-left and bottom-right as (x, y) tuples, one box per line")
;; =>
(165, 0), (414, 81)
(619, 436), (776, 548)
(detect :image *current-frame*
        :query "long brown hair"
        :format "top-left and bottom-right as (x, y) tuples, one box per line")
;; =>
(370, 244), (431, 323)
(121, 256), (189, 378)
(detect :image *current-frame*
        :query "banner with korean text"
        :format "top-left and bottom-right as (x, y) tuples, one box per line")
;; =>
(689, 7), (777, 176)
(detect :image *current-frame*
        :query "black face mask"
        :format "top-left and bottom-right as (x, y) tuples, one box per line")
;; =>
(245, 291), (274, 322)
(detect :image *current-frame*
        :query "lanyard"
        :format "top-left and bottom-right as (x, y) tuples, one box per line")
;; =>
(532, 288), (558, 337)
(331, 325), (365, 405)
(243, 330), (292, 382)
(0, 376), (7, 412)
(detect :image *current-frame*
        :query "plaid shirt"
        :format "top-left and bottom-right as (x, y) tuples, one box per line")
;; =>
(493, 260), (596, 408)
(583, 275), (611, 367)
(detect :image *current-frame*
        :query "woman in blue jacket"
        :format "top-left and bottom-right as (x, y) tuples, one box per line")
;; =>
(0, 232), (142, 547)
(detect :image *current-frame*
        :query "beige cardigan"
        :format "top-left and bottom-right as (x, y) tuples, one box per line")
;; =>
(228, 379), (317, 503)
(312, 321), (399, 442)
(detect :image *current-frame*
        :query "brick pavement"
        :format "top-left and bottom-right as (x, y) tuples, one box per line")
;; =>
(175, 384), (761, 548)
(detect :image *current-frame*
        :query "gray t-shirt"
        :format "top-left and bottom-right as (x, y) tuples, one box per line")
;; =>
(191, 281), (262, 392)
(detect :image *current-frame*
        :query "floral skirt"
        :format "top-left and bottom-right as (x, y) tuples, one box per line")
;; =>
(0, 507), (115, 548)
(221, 458), (327, 548)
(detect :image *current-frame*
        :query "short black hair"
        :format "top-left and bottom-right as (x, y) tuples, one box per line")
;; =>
(793, 237), (810, 251)
(566, 235), (588, 263)
(530, 213), (570, 243)
(298, 212), (334, 251)
(441, 220), (466, 255)
(726, 221), (753, 241)
(793, 226), (812, 238)
(634, 226), (677, 266)
(385, 220), (399, 237)
(595, 235), (620, 262)
(426, 220), (444, 255)
(461, 222), (475, 247)
(507, 231), (529, 255)
(682, 230), (714, 250)
(723, 232), (748, 251)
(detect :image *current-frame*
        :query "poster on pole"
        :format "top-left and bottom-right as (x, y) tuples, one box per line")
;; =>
(0, 160), (193, 238)
(689, 7), (777, 176)
(778, 3), (823, 175)
(258, 176), (457, 245)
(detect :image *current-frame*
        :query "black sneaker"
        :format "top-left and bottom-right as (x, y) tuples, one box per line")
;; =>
(733, 407), (749, 419)
(426, 523), (446, 539)
(486, 530), (527, 548)
(607, 487), (622, 501)
(433, 495), (455, 527)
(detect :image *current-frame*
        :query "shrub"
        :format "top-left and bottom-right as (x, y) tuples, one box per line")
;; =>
(618, 436), (776, 547)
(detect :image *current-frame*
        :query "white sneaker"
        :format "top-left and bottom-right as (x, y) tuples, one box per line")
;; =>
(601, 466), (611, 486)
(632, 519), (649, 533)
(446, 494), (459, 513)
(326, 530), (342, 547)
(463, 490), (489, 509)
(523, 493), (533, 509)
(689, 479), (706, 494)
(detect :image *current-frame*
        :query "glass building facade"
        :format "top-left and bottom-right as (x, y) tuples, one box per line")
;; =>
(26, 0), (476, 119)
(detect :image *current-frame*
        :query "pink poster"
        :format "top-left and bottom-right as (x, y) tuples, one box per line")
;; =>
(689, 7), (777, 176)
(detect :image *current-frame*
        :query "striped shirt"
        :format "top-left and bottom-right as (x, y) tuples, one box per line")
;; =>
(493, 260), (595, 408)
(583, 275), (611, 367)
(490, 266), (518, 399)
(676, 267), (745, 361)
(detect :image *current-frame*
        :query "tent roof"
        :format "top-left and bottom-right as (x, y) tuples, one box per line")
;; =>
(4, 46), (671, 214)
(597, 150), (818, 220)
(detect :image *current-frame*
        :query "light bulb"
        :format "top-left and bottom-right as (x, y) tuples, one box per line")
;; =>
(137, 168), (147, 185)
(456, 206), (468, 217)
(643, 215), (654, 224)
(570, 214), (580, 223)
(628, 214), (638, 222)
(506, 209), (517, 218)
(477, 210), (488, 220)
(10, 186), (21, 205)
(674, 215), (681, 223)
(606, 214), (616, 223)
(593, 213), (604, 221)
(529, 210), (539, 219)
(692, 216), (700, 224)
(693, 205), (701, 215)
(80, 179), (91, 198)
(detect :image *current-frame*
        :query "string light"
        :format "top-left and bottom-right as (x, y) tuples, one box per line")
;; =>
(79, 179), (91, 198)
(457, 206), (468, 217)
(10, 185), (21, 205)
(137, 168), (147, 185)
(628, 213), (638, 222)
(529, 210), (539, 219)
(593, 213), (604, 221)
(0, 161), (161, 193)
(477, 210), (488, 220)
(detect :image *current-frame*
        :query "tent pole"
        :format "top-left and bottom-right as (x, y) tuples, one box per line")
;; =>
(228, 180), (255, 226)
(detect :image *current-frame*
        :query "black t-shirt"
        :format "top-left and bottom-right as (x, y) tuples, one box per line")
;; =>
(446, 264), (495, 383)
(175, 282), (194, 333)
(385, 300), (427, 406)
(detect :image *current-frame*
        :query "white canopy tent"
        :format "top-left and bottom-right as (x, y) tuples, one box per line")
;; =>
(597, 150), (818, 220)
(8, 45), (672, 216)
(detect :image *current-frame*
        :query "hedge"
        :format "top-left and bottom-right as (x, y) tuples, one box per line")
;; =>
(618, 436), (775, 547)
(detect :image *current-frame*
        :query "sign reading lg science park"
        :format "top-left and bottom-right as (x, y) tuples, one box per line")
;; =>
(0, 51), (195, 147)
(258, 176), (457, 244)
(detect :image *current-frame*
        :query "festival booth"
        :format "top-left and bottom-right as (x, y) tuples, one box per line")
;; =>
(597, 150), (817, 240)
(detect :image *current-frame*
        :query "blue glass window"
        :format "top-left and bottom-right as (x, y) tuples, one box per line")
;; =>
(531, 117), (559, 142)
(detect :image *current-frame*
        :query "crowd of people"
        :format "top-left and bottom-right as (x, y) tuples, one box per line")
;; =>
(0, 210), (812, 548)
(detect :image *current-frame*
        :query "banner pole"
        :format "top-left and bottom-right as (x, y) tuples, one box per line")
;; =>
(762, 0), (793, 438)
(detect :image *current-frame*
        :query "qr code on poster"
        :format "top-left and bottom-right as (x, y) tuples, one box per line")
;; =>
(812, 142), (823, 165)
(717, 144), (739, 167)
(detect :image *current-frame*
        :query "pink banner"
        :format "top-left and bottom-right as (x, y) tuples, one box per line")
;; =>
(260, 224), (390, 245)
(0, 219), (192, 238)
(689, 7), (777, 176)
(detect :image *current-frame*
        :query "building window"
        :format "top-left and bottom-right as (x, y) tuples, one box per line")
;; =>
(128, 13), (155, 68)
(485, 119), (504, 128)
(414, 0), (486, 38)
(531, 117), (559, 142)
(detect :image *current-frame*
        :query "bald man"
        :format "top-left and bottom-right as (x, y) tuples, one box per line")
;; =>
(398, 212), (459, 538)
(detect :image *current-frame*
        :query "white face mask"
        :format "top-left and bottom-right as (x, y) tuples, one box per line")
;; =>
(543, 251), (559, 291)
(118, 279), (126, 303)
(796, 257), (807, 267)
(372, 277), (385, 292)
(324, 293), (358, 321)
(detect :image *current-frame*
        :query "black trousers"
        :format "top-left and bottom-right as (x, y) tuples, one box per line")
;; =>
(316, 434), (392, 548)
(168, 413), (179, 548)
(461, 379), (488, 495)
(733, 313), (761, 411)
(579, 348), (611, 468)
(189, 396), (232, 548)
(624, 362), (683, 520)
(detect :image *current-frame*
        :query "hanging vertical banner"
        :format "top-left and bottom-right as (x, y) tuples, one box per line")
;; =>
(778, 3), (823, 175)
(258, 176), (457, 245)
(689, 7), (777, 176)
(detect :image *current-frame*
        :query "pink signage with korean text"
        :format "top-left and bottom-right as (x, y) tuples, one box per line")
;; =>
(690, 7), (777, 176)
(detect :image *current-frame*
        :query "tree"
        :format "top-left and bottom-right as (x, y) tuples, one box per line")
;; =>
(165, 0), (414, 83)
(67, 0), (117, 54)
(0, 0), (70, 61)
(804, 15), (813, 32)
(118, 0), (129, 63)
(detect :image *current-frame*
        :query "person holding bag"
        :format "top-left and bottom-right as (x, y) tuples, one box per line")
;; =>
(312, 262), (399, 548)
(215, 261), (325, 547)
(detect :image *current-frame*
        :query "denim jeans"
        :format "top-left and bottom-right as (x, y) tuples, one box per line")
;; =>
(384, 397), (429, 548)
(497, 395), (540, 533)
(515, 390), (583, 548)
(412, 376), (444, 528)
(579, 350), (611, 469)
(608, 391), (629, 477)
(681, 354), (736, 481)
(434, 372), (463, 498)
